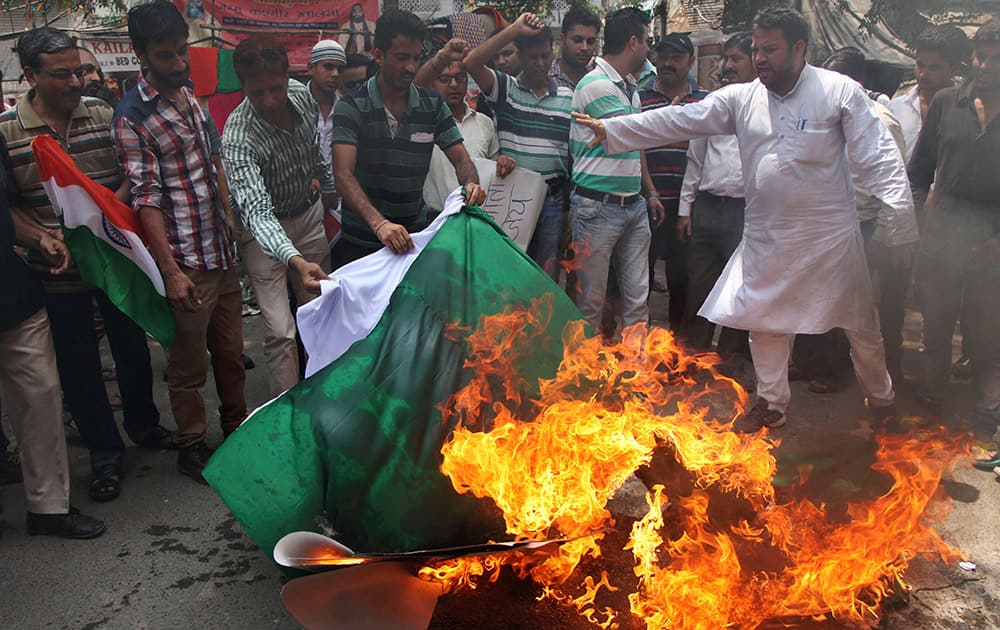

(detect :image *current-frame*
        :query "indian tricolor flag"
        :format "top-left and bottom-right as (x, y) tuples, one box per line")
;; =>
(31, 135), (174, 347)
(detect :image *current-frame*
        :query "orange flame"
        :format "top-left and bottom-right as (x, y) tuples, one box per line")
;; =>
(421, 300), (969, 628)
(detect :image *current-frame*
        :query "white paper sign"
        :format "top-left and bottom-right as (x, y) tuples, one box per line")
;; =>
(472, 157), (547, 251)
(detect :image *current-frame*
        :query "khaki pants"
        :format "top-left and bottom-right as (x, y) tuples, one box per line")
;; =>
(168, 267), (247, 444)
(240, 200), (330, 396)
(0, 308), (70, 514)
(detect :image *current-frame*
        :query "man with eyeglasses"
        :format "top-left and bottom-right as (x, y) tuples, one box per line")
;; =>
(0, 26), (171, 503)
(338, 53), (374, 96)
(0, 136), (105, 539)
(416, 54), (512, 214)
(76, 47), (104, 85)
(76, 47), (120, 108)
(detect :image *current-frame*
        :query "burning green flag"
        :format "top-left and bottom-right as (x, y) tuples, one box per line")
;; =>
(204, 195), (583, 556)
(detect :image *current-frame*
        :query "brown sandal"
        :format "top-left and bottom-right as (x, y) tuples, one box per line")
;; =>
(135, 425), (181, 450)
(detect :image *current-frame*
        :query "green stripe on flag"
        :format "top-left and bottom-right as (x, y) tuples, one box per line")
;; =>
(63, 224), (175, 347)
(216, 48), (241, 93)
(204, 207), (586, 555)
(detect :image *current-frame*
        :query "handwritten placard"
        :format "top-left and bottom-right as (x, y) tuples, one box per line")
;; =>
(472, 158), (547, 251)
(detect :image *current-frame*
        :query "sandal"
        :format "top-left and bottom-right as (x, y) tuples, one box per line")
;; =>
(807, 377), (843, 394)
(89, 466), (122, 502)
(135, 425), (181, 450)
(787, 364), (806, 381)
(973, 450), (1000, 472)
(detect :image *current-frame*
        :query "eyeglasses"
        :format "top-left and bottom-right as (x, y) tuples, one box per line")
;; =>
(437, 74), (468, 85)
(38, 66), (89, 80)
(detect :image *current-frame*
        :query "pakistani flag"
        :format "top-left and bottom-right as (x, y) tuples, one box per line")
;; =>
(205, 191), (584, 556)
(31, 135), (174, 347)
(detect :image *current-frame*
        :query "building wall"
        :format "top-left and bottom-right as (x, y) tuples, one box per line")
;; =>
(0, 2), (74, 103)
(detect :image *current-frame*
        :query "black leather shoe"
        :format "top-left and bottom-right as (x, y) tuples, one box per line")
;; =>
(177, 443), (214, 484)
(869, 400), (900, 431)
(0, 451), (23, 486)
(27, 506), (106, 539)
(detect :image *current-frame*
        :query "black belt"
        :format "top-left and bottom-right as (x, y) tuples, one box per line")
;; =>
(572, 184), (641, 207)
(287, 191), (321, 217)
(545, 176), (568, 196)
(698, 191), (745, 203)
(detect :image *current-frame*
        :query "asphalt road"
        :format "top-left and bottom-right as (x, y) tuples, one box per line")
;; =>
(1, 301), (997, 629)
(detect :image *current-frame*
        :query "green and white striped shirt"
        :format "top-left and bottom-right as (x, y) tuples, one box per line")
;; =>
(486, 69), (574, 180)
(570, 57), (642, 195)
(222, 79), (335, 265)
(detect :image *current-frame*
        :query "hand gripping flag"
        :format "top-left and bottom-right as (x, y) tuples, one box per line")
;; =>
(204, 190), (585, 557)
(31, 135), (174, 347)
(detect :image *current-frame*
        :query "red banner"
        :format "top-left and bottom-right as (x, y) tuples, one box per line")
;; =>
(177, 0), (379, 67)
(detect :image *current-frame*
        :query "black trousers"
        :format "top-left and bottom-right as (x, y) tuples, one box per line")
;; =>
(649, 205), (688, 332)
(44, 290), (159, 472)
(684, 193), (748, 357)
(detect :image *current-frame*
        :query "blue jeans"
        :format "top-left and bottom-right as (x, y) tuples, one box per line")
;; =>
(570, 192), (651, 330)
(527, 189), (566, 281)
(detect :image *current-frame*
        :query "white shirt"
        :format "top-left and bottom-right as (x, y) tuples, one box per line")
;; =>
(855, 100), (906, 224)
(422, 106), (499, 212)
(308, 82), (338, 164)
(889, 86), (921, 164)
(678, 134), (744, 217)
(603, 64), (918, 335)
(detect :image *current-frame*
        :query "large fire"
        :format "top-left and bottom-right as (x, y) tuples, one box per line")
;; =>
(420, 297), (969, 628)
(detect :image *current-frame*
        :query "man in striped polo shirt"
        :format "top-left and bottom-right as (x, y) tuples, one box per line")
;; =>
(1, 137), (105, 539)
(463, 12), (575, 280)
(639, 33), (709, 333)
(331, 9), (485, 266)
(2, 27), (172, 502)
(570, 7), (661, 333)
(222, 36), (335, 396)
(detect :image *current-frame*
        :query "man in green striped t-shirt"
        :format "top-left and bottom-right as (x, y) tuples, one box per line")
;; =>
(569, 7), (662, 334)
(459, 12), (575, 281)
(331, 10), (485, 266)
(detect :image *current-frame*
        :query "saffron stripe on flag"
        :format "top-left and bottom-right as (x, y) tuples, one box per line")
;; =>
(30, 135), (175, 347)
(41, 180), (166, 296)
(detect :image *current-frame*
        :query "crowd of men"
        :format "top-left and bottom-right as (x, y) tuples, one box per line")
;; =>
(0, 0), (997, 542)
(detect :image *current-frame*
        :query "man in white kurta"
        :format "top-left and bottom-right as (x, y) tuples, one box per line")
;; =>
(573, 7), (919, 429)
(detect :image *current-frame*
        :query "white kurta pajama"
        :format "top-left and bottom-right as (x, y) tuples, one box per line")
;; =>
(600, 65), (919, 413)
